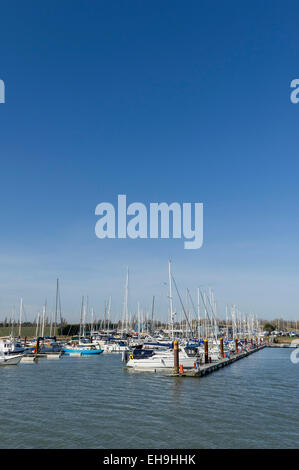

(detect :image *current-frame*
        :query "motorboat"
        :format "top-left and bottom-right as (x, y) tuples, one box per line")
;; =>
(0, 337), (25, 355)
(122, 346), (200, 371)
(0, 352), (23, 366)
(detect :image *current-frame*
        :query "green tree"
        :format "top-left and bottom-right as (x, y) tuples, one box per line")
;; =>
(264, 323), (275, 333)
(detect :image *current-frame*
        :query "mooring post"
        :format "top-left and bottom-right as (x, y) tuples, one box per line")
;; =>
(244, 337), (247, 345)
(173, 340), (179, 374)
(220, 337), (224, 358)
(250, 337), (253, 347)
(24, 336), (27, 347)
(235, 338), (238, 353)
(204, 339), (209, 364)
(35, 337), (40, 356)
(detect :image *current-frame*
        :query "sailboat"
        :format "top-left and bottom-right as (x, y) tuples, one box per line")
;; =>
(63, 343), (104, 355)
(63, 296), (103, 356)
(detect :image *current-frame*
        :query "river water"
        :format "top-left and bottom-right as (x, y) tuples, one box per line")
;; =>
(0, 348), (298, 448)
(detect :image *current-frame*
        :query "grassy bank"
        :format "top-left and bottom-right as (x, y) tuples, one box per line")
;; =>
(0, 326), (52, 337)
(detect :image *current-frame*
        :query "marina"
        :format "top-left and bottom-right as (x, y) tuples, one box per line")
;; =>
(0, 262), (297, 378)
(1, 272), (296, 450)
(1, 0), (299, 457)
(0, 347), (298, 449)
(169, 343), (267, 377)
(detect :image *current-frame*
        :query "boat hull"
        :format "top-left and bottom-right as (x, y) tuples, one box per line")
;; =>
(0, 353), (23, 366)
(126, 355), (197, 370)
(63, 348), (103, 355)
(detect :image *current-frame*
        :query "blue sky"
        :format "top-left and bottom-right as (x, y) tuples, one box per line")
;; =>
(0, 1), (299, 322)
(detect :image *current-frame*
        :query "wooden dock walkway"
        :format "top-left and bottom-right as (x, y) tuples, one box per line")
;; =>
(169, 345), (266, 378)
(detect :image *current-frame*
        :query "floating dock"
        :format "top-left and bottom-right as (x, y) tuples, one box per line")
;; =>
(169, 345), (266, 378)
(21, 355), (38, 363)
(22, 351), (63, 361)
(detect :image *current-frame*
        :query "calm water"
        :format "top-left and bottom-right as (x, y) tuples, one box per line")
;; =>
(0, 348), (298, 448)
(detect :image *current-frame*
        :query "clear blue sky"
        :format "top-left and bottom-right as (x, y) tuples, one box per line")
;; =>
(0, 1), (299, 322)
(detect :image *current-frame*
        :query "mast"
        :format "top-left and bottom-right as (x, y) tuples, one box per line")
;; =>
(197, 287), (201, 339)
(91, 307), (94, 334)
(225, 304), (228, 338)
(79, 296), (84, 337)
(104, 300), (107, 332)
(86, 296), (89, 335)
(18, 298), (23, 338)
(107, 296), (111, 331)
(41, 301), (46, 338)
(35, 312), (40, 338)
(185, 289), (188, 338)
(125, 267), (129, 333)
(203, 292), (207, 338)
(11, 305), (15, 338)
(83, 298), (87, 337)
(54, 278), (59, 337)
(50, 311), (53, 337)
(168, 260), (174, 340)
(151, 295), (155, 333)
(137, 302), (140, 339)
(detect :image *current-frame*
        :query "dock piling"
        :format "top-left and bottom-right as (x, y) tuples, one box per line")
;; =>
(35, 337), (40, 356)
(173, 340), (179, 374)
(204, 339), (209, 364)
(220, 337), (224, 358)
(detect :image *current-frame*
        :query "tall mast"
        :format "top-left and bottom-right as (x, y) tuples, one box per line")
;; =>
(104, 300), (107, 332)
(185, 289), (188, 338)
(83, 299), (87, 337)
(168, 260), (174, 340)
(41, 300), (46, 338)
(18, 298), (23, 338)
(203, 292), (207, 338)
(125, 267), (129, 332)
(86, 296), (89, 335)
(49, 311), (53, 337)
(54, 278), (59, 337)
(107, 296), (111, 331)
(197, 287), (201, 339)
(79, 296), (84, 337)
(35, 312), (40, 338)
(137, 302), (140, 339)
(91, 307), (94, 334)
(151, 295), (155, 333)
(225, 304), (228, 338)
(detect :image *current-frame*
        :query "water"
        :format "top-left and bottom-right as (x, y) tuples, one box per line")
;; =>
(0, 348), (298, 448)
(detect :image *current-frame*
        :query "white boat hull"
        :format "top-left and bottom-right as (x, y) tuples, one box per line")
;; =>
(126, 355), (198, 371)
(0, 353), (23, 366)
